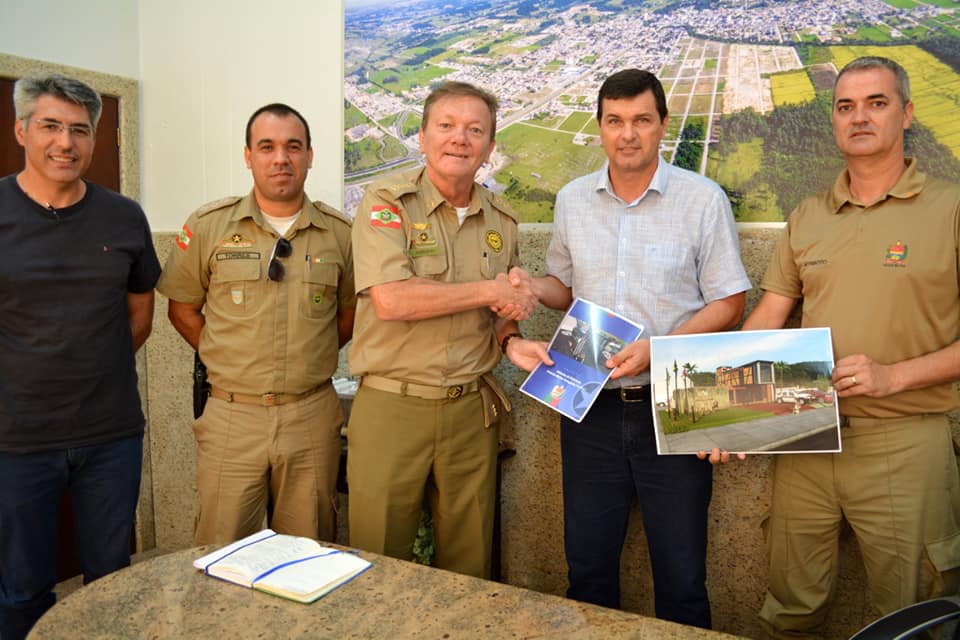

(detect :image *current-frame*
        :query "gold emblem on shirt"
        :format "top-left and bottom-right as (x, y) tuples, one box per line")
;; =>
(409, 225), (440, 258)
(485, 230), (503, 253)
(221, 233), (253, 248)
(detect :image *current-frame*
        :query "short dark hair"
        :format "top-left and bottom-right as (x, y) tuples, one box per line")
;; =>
(245, 103), (311, 149)
(834, 56), (911, 108)
(597, 69), (668, 122)
(422, 81), (499, 141)
(14, 73), (103, 129)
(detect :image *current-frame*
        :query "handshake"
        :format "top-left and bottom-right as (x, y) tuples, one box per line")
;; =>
(490, 267), (539, 321)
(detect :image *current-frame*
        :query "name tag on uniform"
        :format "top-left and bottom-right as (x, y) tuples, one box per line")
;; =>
(216, 251), (260, 261)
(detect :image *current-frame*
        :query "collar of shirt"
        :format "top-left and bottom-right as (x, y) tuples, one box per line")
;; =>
(828, 157), (926, 213)
(229, 190), (334, 234)
(594, 157), (669, 206)
(415, 168), (483, 219)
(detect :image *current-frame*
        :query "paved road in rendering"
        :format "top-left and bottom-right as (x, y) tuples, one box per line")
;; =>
(659, 406), (840, 454)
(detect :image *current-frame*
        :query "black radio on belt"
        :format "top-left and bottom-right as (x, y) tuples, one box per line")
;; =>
(193, 353), (211, 419)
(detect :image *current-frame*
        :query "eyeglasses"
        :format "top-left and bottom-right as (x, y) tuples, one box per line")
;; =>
(267, 237), (292, 282)
(26, 118), (94, 140)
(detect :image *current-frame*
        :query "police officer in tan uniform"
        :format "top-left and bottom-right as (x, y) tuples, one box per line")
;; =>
(158, 103), (355, 545)
(348, 82), (540, 579)
(740, 57), (960, 635)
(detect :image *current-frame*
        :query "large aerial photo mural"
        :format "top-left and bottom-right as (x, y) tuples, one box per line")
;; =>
(344, 0), (960, 222)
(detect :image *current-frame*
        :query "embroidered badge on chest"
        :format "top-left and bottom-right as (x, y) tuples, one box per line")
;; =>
(485, 230), (503, 253)
(883, 241), (907, 267)
(409, 223), (441, 258)
(221, 233), (253, 248)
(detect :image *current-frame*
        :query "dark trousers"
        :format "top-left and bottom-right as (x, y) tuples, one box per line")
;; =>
(0, 434), (143, 640)
(561, 389), (713, 629)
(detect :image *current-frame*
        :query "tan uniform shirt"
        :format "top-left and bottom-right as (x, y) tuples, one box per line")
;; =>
(762, 159), (960, 418)
(349, 167), (520, 386)
(158, 191), (355, 395)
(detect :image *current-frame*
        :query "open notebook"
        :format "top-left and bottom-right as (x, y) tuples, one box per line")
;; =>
(193, 529), (371, 603)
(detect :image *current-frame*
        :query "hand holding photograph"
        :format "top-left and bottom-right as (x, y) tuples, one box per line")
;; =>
(649, 328), (840, 455)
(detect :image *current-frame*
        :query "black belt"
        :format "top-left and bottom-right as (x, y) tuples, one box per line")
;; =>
(600, 385), (650, 403)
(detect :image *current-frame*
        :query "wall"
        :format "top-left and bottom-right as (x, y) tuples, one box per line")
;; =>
(0, 0), (140, 79)
(138, 0), (345, 231)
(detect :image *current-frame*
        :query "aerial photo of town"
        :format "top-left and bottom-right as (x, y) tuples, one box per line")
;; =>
(344, 0), (960, 222)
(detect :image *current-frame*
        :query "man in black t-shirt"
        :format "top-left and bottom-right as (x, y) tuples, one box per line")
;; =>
(0, 74), (161, 640)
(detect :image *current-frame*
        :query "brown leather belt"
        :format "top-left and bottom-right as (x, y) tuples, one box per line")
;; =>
(600, 385), (650, 403)
(209, 385), (322, 407)
(361, 375), (479, 400)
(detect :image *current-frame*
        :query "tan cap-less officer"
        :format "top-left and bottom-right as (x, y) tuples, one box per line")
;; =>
(347, 82), (538, 579)
(158, 103), (355, 545)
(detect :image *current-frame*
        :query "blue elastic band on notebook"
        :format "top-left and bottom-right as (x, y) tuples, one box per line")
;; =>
(251, 551), (340, 583)
(204, 532), (279, 574)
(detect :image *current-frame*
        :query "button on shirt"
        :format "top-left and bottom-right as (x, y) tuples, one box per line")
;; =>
(546, 159), (751, 387)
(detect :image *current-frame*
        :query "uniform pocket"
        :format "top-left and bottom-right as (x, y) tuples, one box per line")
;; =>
(922, 530), (960, 600)
(211, 258), (261, 317)
(480, 249), (509, 280)
(411, 253), (448, 280)
(640, 244), (689, 294)
(301, 262), (339, 319)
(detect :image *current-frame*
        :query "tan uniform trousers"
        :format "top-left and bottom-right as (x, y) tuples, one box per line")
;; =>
(192, 382), (342, 545)
(760, 414), (960, 638)
(346, 384), (498, 579)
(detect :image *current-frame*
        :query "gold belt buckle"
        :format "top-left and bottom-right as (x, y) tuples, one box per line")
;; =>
(447, 385), (463, 399)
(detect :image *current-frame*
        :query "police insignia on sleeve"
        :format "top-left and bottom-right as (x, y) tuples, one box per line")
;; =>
(485, 230), (503, 253)
(176, 224), (192, 251)
(370, 205), (401, 229)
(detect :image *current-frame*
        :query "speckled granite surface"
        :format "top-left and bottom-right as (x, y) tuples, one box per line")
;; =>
(32, 547), (747, 640)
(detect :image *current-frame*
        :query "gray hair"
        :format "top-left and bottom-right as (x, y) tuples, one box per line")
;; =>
(834, 56), (911, 108)
(13, 74), (103, 129)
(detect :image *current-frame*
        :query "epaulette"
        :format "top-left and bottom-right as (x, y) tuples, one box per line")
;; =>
(194, 196), (242, 218)
(379, 180), (419, 199)
(312, 200), (352, 226)
(486, 191), (519, 222)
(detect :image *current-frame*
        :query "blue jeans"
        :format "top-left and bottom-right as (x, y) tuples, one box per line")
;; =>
(0, 434), (143, 640)
(561, 389), (712, 628)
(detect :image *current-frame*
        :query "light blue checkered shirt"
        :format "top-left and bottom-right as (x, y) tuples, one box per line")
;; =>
(546, 158), (751, 387)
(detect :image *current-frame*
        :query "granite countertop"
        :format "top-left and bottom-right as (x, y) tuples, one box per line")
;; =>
(30, 546), (748, 639)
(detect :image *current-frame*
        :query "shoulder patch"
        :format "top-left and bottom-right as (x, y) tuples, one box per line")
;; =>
(380, 181), (419, 199)
(487, 192), (518, 222)
(194, 196), (242, 218)
(312, 200), (352, 226)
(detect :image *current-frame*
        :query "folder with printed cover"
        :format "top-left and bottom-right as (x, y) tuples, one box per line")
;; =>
(193, 529), (371, 603)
